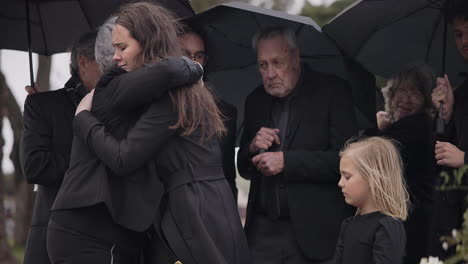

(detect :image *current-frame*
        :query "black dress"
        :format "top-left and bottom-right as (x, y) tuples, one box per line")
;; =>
(365, 112), (436, 264)
(334, 211), (406, 264)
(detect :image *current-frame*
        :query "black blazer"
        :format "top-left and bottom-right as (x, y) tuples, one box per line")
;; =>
(73, 72), (250, 264)
(52, 57), (202, 232)
(20, 77), (84, 264)
(237, 68), (358, 261)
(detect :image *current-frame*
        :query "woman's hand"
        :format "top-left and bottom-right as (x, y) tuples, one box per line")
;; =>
(376, 111), (391, 131)
(75, 89), (95, 116)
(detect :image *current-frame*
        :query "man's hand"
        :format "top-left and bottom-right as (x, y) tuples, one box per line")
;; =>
(376, 111), (391, 131)
(75, 89), (94, 116)
(25, 83), (41, 95)
(249, 127), (280, 153)
(252, 152), (284, 176)
(435, 141), (465, 168)
(432, 74), (454, 121)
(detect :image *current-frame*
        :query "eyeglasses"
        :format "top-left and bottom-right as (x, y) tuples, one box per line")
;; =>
(184, 50), (207, 64)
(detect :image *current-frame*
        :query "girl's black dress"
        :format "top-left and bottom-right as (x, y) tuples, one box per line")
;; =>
(334, 211), (406, 264)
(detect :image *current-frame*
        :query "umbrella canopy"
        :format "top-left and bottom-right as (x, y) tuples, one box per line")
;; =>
(187, 2), (367, 132)
(1, 0), (195, 56)
(322, 0), (468, 87)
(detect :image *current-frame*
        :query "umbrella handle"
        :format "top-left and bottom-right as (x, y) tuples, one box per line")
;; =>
(435, 103), (445, 135)
(25, 0), (37, 92)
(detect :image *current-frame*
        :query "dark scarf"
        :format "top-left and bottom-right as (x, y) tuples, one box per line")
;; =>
(64, 72), (88, 107)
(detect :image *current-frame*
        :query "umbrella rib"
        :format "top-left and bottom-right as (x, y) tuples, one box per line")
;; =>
(206, 25), (251, 49)
(77, 0), (93, 29)
(425, 8), (443, 64)
(37, 3), (49, 55)
(355, 0), (443, 57)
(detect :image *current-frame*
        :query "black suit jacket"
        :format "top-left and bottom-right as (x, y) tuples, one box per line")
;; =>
(237, 68), (357, 261)
(20, 77), (84, 264)
(52, 57), (202, 232)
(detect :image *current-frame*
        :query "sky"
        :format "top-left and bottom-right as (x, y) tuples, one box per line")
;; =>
(0, 0), (337, 173)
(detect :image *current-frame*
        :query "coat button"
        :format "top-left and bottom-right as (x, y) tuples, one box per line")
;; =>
(175, 261), (182, 264)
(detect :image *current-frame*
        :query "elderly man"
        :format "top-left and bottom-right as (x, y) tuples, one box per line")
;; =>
(237, 27), (357, 264)
(430, 0), (468, 258)
(20, 31), (101, 264)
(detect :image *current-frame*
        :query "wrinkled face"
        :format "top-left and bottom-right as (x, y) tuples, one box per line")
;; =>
(79, 57), (102, 92)
(390, 81), (424, 121)
(453, 17), (468, 61)
(257, 35), (301, 98)
(180, 32), (207, 66)
(338, 155), (372, 210)
(112, 24), (143, 72)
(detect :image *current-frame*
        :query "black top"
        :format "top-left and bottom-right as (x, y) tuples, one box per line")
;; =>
(334, 211), (406, 264)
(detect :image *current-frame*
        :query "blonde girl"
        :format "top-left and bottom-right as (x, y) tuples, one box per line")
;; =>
(334, 137), (409, 264)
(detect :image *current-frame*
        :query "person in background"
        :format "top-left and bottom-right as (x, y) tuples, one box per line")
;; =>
(179, 26), (238, 199)
(237, 26), (357, 264)
(20, 31), (101, 264)
(430, 0), (468, 258)
(369, 64), (437, 264)
(335, 137), (408, 264)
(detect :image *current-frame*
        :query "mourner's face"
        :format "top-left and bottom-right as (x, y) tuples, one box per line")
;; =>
(112, 24), (143, 72)
(453, 17), (468, 61)
(338, 155), (373, 211)
(390, 81), (424, 121)
(180, 32), (207, 66)
(78, 56), (102, 92)
(257, 36), (301, 98)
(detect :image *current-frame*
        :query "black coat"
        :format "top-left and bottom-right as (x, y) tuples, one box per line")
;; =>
(217, 100), (238, 199)
(237, 68), (358, 261)
(365, 112), (436, 264)
(73, 68), (250, 263)
(52, 57), (201, 232)
(20, 77), (85, 264)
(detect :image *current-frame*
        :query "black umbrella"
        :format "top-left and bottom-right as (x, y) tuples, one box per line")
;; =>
(1, 0), (194, 88)
(187, 2), (368, 132)
(322, 0), (467, 87)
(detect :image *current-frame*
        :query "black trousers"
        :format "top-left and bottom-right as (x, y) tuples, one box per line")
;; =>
(247, 214), (333, 264)
(47, 205), (146, 264)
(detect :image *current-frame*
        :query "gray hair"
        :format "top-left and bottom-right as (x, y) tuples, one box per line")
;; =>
(69, 31), (97, 76)
(382, 64), (436, 116)
(95, 16), (117, 72)
(252, 26), (298, 52)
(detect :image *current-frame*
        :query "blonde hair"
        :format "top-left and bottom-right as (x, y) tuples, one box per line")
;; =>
(340, 137), (409, 220)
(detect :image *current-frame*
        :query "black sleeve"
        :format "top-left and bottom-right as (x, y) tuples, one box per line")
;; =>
(333, 219), (350, 264)
(103, 56), (203, 111)
(20, 96), (69, 187)
(372, 218), (406, 264)
(282, 80), (358, 183)
(74, 95), (178, 176)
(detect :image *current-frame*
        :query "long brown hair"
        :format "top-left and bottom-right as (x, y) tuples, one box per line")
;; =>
(115, 2), (225, 139)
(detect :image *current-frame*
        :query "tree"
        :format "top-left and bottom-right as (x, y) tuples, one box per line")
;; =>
(0, 70), (19, 264)
(300, 0), (357, 26)
(191, 0), (248, 13)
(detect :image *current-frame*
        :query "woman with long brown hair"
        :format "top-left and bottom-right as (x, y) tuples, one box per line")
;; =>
(50, 2), (249, 264)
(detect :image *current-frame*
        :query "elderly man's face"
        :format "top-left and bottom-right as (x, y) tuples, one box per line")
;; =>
(453, 17), (468, 61)
(257, 35), (301, 98)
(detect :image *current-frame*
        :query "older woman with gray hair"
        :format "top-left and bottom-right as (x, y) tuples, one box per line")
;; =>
(366, 64), (437, 264)
(95, 16), (117, 73)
